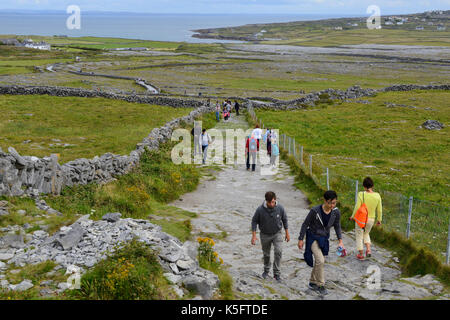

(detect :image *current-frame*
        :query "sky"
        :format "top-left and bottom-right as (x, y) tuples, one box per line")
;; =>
(0, 0), (449, 14)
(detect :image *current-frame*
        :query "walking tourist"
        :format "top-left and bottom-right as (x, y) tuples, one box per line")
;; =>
(350, 177), (382, 260)
(251, 191), (290, 282)
(199, 128), (212, 165)
(246, 134), (259, 171)
(297, 190), (345, 295)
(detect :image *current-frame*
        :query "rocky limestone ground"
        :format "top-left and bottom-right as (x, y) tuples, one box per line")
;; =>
(228, 43), (450, 62)
(170, 113), (449, 300)
(0, 210), (220, 299)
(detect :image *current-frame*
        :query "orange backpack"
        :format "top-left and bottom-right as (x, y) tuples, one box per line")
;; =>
(353, 192), (368, 229)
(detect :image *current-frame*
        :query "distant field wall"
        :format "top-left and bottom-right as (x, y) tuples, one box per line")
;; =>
(0, 85), (201, 108)
(252, 84), (450, 110)
(0, 85), (213, 197)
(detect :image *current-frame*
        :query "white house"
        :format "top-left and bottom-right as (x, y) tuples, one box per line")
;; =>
(22, 39), (51, 50)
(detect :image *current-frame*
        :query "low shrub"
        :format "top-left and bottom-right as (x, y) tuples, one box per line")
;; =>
(71, 240), (176, 300)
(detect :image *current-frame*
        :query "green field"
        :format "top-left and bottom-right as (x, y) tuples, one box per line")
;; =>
(255, 90), (450, 205)
(253, 89), (450, 260)
(0, 45), (75, 75)
(1, 35), (181, 51)
(0, 95), (192, 163)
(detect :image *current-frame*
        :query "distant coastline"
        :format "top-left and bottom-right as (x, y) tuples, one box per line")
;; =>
(191, 10), (450, 42)
(0, 11), (363, 43)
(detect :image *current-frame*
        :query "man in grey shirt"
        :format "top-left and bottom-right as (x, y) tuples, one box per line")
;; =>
(251, 191), (290, 282)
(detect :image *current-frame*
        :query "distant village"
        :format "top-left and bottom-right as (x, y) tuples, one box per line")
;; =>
(247, 10), (449, 40)
(0, 38), (51, 50)
(0, 36), (152, 52)
(331, 10), (448, 31)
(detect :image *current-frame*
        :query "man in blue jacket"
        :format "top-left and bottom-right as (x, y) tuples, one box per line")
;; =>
(297, 190), (345, 295)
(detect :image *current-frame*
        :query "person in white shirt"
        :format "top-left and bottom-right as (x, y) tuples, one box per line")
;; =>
(252, 125), (263, 144)
(199, 128), (212, 164)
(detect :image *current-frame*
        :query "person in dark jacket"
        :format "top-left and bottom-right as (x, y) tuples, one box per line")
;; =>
(234, 100), (240, 116)
(251, 191), (290, 282)
(297, 190), (345, 295)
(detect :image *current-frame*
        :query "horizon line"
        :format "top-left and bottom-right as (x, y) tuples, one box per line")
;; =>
(0, 8), (441, 16)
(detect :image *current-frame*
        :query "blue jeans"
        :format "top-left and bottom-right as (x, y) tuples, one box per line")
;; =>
(202, 145), (208, 164)
(215, 111), (220, 121)
(246, 151), (256, 171)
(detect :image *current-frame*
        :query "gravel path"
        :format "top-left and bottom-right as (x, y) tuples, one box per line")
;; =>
(171, 114), (448, 300)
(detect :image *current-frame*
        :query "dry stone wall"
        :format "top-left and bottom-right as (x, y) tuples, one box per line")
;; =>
(253, 84), (450, 110)
(0, 85), (201, 108)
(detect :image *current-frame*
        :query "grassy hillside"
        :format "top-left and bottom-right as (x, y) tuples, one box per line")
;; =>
(0, 94), (192, 163)
(255, 90), (450, 205)
(252, 90), (449, 263)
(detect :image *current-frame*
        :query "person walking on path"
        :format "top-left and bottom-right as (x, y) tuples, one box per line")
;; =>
(234, 100), (240, 116)
(350, 177), (382, 260)
(199, 128), (212, 165)
(270, 138), (279, 169)
(251, 191), (290, 282)
(215, 101), (221, 122)
(191, 124), (202, 157)
(297, 190), (345, 295)
(223, 106), (229, 121)
(226, 101), (232, 119)
(246, 134), (259, 171)
(263, 129), (270, 155)
(270, 129), (277, 144)
(252, 124), (263, 145)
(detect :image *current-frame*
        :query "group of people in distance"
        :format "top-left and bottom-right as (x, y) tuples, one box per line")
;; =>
(251, 177), (382, 295)
(214, 99), (240, 122)
(246, 125), (279, 171)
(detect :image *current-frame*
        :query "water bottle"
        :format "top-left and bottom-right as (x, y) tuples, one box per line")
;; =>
(336, 246), (345, 257)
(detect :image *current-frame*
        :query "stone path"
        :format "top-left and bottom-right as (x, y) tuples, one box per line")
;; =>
(170, 113), (449, 300)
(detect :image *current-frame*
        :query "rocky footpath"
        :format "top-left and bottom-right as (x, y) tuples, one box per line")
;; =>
(0, 101), (214, 198)
(0, 212), (219, 299)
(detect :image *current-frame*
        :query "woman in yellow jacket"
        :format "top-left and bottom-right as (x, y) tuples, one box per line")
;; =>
(351, 177), (382, 260)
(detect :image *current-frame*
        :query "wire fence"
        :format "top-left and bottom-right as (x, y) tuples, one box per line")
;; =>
(247, 103), (450, 264)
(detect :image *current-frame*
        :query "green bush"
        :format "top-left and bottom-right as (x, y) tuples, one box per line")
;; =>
(196, 237), (233, 300)
(71, 240), (176, 300)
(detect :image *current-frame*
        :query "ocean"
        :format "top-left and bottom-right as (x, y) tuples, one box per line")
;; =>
(0, 11), (362, 42)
